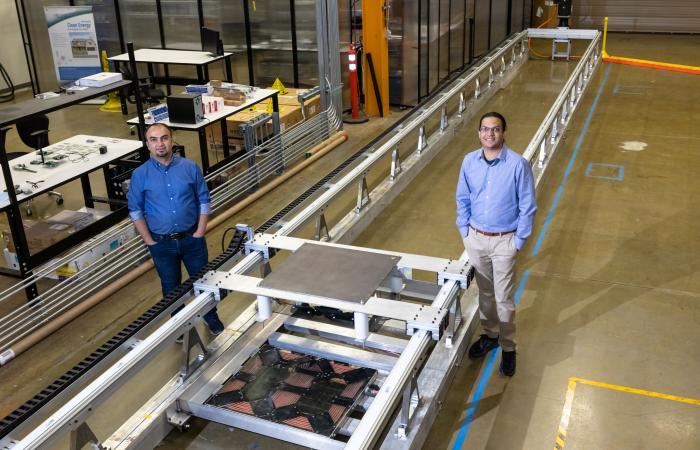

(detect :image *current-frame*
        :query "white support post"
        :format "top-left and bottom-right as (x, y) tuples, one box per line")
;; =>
(354, 312), (369, 340)
(257, 295), (272, 322)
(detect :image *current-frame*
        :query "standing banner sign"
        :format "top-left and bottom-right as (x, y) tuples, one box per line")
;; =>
(44, 6), (102, 82)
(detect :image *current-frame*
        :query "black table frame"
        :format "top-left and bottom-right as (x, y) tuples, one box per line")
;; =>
(0, 81), (146, 298)
(110, 50), (234, 115)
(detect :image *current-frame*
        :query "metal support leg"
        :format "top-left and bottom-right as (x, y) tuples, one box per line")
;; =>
(70, 422), (103, 450)
(475, 78), (481, 99)
(314, 212), (330, 241)
(259, 260), (272, 277)
(500, 56), (506, 75)
(244, 125), (260, 192)
(458, 92), (466, 117)
(181, 327), (208, 381)
(550, 120), (558, 143)
(397, 373), (421, 439)
(440, 106), (448, 133)
(538, 139), (547, 167)
(446, 296), (462, 348)
(416, 123), (427, 154)
(356, 174), (370, 212)
(488, 65), (494, 87)
(390, 146), (402, 181)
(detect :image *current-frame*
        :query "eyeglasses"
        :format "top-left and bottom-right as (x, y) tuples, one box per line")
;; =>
(479, 126), (503, 134)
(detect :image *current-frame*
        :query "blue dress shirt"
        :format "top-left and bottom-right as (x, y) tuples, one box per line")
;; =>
(128, 156), (211, 235)
(456, 146), (537, 250)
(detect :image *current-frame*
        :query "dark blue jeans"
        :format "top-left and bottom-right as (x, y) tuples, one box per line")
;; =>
(148, 234), (220, 329)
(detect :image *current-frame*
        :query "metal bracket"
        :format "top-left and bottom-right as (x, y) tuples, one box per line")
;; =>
(416, 123), (427, 154)
(70, 422), (104, 450)
(405, 305), (448, 341)
(390, 146), (402, 181)
(356, 174), (370, 213)
(244, 240), (271, 259)
(0, 436), (19, 449)
(439, 106), (449, 133)
(166, 403), (192, 432)
(315, 212), (330, 241)
(180, 326), (208, 382)
(192, 278), (222, 301)
(236, 223), (255, 242)
(445, 296), (462, 349)
(397, 372), (422, 439)
(437, 260), (472, 289)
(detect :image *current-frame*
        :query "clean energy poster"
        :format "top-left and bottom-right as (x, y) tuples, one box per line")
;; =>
(44, 6), (101, 82)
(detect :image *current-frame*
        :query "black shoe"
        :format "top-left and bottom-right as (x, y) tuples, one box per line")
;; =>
(500, 350), (516, 376)
(207, 316), (225, 336)
(468, 334), (499, 359)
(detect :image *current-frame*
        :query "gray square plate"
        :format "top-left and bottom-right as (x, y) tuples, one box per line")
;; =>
(259, 243), (399, 304)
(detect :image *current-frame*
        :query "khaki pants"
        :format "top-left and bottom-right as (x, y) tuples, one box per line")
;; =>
(464, 230), (518, 351)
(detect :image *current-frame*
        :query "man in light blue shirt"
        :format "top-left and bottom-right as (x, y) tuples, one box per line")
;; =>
(128, 123), (224, 336)
(456, 112), (536, 376)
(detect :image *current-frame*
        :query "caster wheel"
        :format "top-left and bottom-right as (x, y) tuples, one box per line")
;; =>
(26, 208), (32, 217)
(56, 198), (64, 205)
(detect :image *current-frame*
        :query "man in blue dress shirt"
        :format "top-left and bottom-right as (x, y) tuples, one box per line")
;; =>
(128, 123), (224, 335)
(456, 112), (536, 376)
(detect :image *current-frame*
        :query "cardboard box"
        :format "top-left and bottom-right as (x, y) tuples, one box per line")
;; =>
(253, 103), (303, 133)
(302, 94), (321, 119)
(226, 109), (270, 139)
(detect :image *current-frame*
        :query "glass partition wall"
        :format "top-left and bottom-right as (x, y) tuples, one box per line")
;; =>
(17, 0), (529, 103)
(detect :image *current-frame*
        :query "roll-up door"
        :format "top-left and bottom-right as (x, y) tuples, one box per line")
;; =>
(572, 0), (700, 33)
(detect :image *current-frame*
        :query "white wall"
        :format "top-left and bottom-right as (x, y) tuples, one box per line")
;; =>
(0, 2), (30, 88)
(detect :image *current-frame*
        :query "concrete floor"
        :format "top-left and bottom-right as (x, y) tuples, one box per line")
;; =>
(1, 33), (699, 449)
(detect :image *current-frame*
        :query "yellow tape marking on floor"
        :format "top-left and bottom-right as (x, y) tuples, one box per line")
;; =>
(553, 377), (578, 449)
(554, 376), (700, 449)
(572, 377), (700, 406)
(601, 16), (700, 75)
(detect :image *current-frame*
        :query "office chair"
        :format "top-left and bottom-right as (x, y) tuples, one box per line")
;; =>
(0, 115), (63, 216)
(119, 65), (166, 106)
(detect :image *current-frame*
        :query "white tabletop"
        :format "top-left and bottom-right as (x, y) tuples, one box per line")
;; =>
(108, 49), (232, 65)
(127, 88), (278, 130)
(0, 135), (142, 209)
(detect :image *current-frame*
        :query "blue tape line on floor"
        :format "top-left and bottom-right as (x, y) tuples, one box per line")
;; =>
(452, 64), (613, 449)
(452, 270), (530, 449)
(531, 64), (612, 256)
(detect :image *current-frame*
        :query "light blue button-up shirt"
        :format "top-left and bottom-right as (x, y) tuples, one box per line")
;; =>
(127, 156), (211, 234)
(456, 145), (537, 250)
